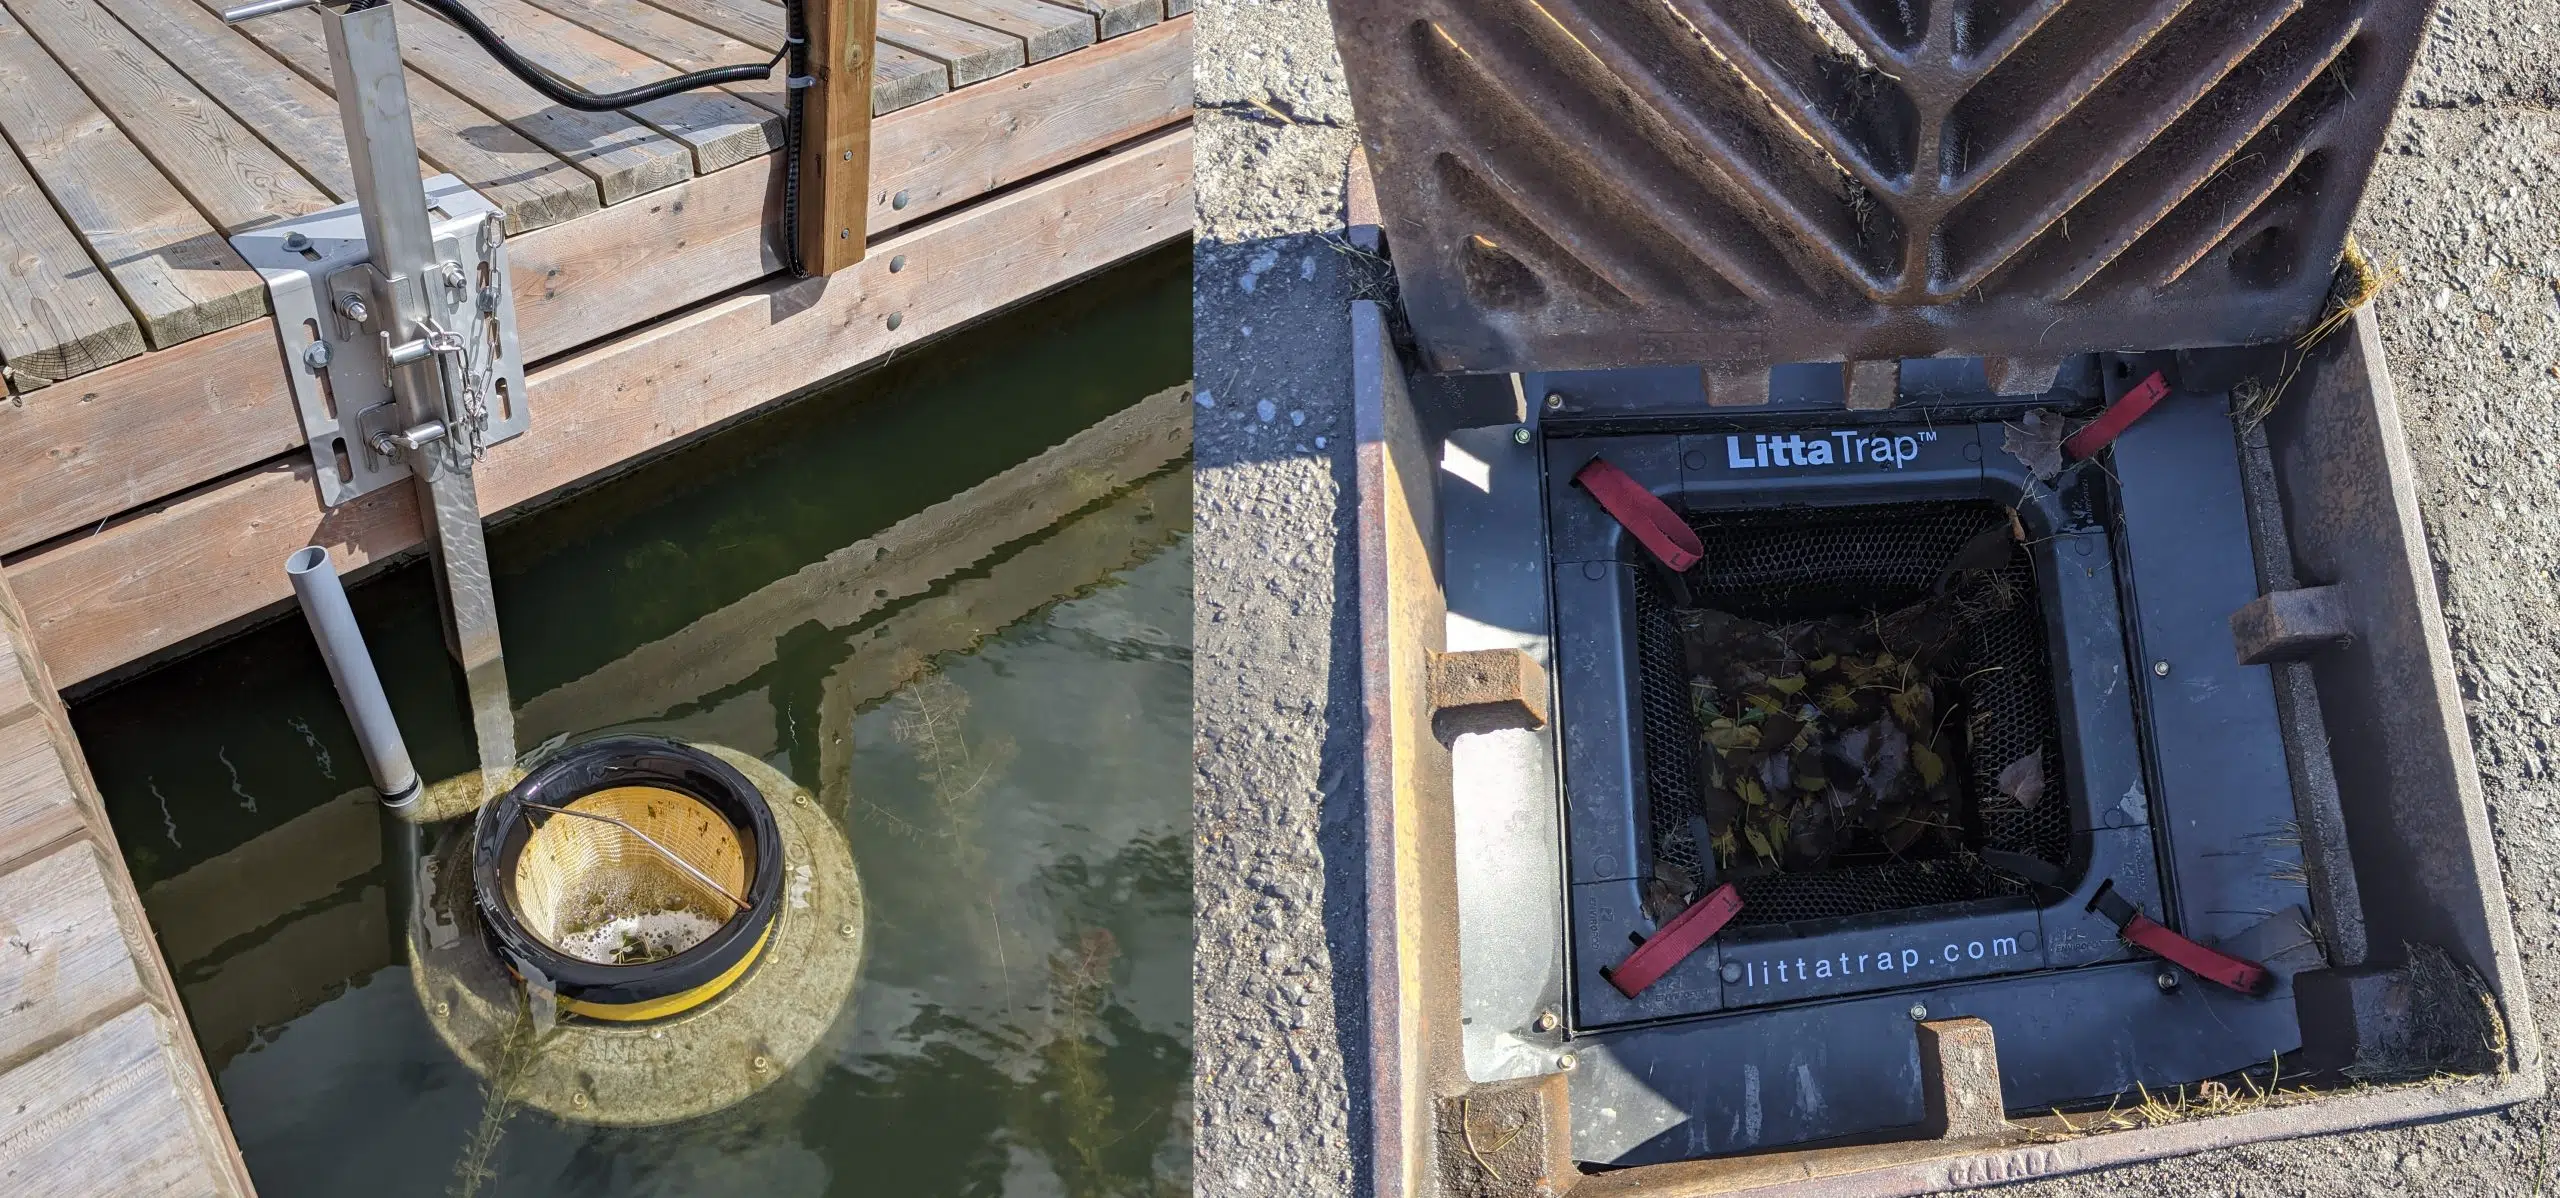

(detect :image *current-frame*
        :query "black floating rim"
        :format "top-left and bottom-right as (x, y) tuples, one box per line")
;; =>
(473, 736), (784, 1007)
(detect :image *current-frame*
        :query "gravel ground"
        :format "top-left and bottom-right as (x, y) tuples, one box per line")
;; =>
(1190, 2), (2560, 1195)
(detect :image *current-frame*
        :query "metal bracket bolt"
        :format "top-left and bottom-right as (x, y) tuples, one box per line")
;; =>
(371, 420), (448, 456)
(303, 341), (333, 369)
(336, 292), (370, 324)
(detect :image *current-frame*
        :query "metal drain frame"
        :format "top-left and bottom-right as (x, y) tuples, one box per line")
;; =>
(1362, 303), (2537, 1196)
(1544, 422), (2159, 1032)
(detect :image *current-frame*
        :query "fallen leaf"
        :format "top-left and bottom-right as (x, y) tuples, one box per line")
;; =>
(2003, 409), (2066, 483)
(1997, 751), (2045, 810)
(1737, 777), (1768, 807)
(1743, 822), (1775, 863)
(1707, 724), (1761, 751)
(1807, 654), (1838, 672)
(1769, 674), (1807, 695)
(1913, 743), (1945, 788)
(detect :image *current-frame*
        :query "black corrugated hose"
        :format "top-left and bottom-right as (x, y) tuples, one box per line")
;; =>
(401, 0), (815, 276)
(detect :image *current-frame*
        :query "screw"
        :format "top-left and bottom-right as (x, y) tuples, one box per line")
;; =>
(433, 1000), (450, 1018)
(839, 228), (851, 240)
(2156, 969), (2181, 992)
(886, 312), (904, 331)
(2152, 660), (2172, 676)
(841, 150), (853, 161)
(282, 231), (311, 252)
(795, 794), (812, 807)
(892, 189), (910, 210)
(1555, 1053), (1578, 1071)
(336, 293), (369, 323)
(1721, 962), (1744, 983)
(1513, 426), (1532, 445)
(1544, 392), (1565, 411)
(571, 1092), (588, 1108)
(840, 923), (857, 937)
(1908, 1003), (1930, 1021)
(1533, 1010), (1559, 1033)
(752, 1055), (772, 1072)
(303, 341), (332, 369)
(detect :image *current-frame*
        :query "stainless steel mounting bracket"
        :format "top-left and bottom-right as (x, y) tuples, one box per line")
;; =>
(231, 174), (530, 509)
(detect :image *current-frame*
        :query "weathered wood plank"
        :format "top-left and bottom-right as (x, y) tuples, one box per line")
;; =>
(0, 715), (85, 871)
(90, 0), (355, 200)
(0, 141), (143, 384)
(378, 0), (693, 204)
(521, 0), (785, 114)
(0, 842), (147, 1069)
(417, 0), (776, 173)
(0, 12), (265, 348)
(2, 0), (334, 229)
(632, 0), (945, 113)
(878, 0), (1021, 85)
(1162, 0), (1186, 17)
(12, 126), (1193, 684)
(1042, 0), (1154, 39)
(0, 320), (296, 559)
(910, 0), (1089, 62)
(0, 17), (1188, 555)
(209, 0), (600, 232)
(0, 1004), (240, 1197)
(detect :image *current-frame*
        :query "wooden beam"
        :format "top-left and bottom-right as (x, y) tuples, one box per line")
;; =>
(0, 9), (265, 350)
(11, 125), (1192, 685)
(798, 0), (878, 274)
(0, 16), (1189, 556)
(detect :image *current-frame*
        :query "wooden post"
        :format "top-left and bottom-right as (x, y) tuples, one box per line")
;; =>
(797, 0), (878, 275)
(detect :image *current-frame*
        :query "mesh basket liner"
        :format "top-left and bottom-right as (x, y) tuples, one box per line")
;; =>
(510, 785), (748, 955)
(1634, 501), (2068, 928)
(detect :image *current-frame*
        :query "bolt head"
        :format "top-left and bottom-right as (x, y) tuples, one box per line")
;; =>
(570, 1092), (588, 1108)
(1544, 392), (1565, 410)
(892, 189), (910, 210)
(839, 923), (857, 937)
(2156, 969), (2181, 992)
(1513, 426), (1533, 445)
(1908, 1003), (1930, 1021)
(2152, 660), (2172, 676)
(302, 341), (332, 369)
(1555, 1053), (1578, 1071)
(282, 231), (311, 252)
(336, 294), (369, 323)
(886, 312), (904, 331)
(888, 253), (906, 273)
(1533, 1010), (1559, 1033)
(752, 1055), (772, 1071)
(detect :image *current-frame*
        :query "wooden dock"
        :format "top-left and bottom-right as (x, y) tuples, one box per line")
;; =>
(0, 0), (1187, 1186)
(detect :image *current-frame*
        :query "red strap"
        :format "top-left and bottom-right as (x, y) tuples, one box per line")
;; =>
(2120, 914), (2274, 996)
(1605, 883), (1741, 997)
(1574, 457), (1702, 573)
(2063, 369), (2169, 460)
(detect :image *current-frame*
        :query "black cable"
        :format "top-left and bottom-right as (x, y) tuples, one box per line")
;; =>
(407, 0), (779, 112)
(780, 0), (809, 277)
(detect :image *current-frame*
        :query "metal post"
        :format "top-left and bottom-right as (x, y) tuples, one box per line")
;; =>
(316, 0), (516, 785)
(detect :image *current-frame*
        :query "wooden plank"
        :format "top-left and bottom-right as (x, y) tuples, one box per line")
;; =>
(0, 712), (85, 871)
(910, 0), (1089, 62)
(0, 11), (264, 348)
(209, 1), (598, 233)
(0, 140), (143, 384)
(0, 1004), (240, 1197)
(520, 0), (786, 115)
(11, 126), (1192, 685)
(413, 0), (776, 173)
(631, 0), (945, 113)
(0, 17), (1187, 553)
(1, 0), (334, 229)
(878, 0), (1020, 85)
(0, 320), (296, 558)
(1044, 0), (1155, 39)
(89, 0), (356, 201)
(377, 0), (693, 204)
(1163, 0), (1186, 17)
(0, 841), (147, 1069)
(798, 0), (877, 273)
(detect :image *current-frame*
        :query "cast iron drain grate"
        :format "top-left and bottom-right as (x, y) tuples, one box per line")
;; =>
(1632, 500), (2067, 928)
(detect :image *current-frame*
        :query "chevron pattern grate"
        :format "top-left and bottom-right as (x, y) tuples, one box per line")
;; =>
(1329, 0), (2433, 379)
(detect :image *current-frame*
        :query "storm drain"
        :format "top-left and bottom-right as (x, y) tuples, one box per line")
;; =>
(1630, 501), (2069, 929)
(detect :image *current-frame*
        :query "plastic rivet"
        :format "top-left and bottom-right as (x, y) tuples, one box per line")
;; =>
(2156, 970), (2181, 992)
(1513, 427), (1532, 445)
(840, 923), (856, 937)
(1721, 962), (1744, 983)
(434, 1001), (450, 1018)
(795, 794), (812, 807)
(752, 1055), (772, 1072)
(571, 1092), (588, 1108)
(2152, 660), (2172, 676)
(1544, 392), (1565, 410)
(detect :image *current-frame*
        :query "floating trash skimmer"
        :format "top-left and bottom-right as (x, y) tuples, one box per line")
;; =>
(413, 737), (864, 1126)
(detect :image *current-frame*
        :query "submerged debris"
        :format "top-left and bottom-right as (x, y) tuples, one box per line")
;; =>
(556, 908), (724, 965)
(1651, 519), (2022, 919)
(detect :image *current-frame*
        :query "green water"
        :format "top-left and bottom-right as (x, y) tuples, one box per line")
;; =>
(72, 245), (1191, 1197)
